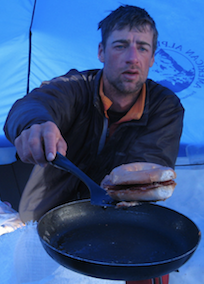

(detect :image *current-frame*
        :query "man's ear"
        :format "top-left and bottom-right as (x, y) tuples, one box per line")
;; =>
(98, 42), (105, 63)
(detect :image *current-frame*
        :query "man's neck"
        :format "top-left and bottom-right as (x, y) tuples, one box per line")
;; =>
(103, 76), (142, 113)
(103, 85), (141, 112)
(110, 96), (139, 112)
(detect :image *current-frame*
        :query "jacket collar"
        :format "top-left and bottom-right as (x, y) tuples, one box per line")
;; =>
(93, 69), (149, 126)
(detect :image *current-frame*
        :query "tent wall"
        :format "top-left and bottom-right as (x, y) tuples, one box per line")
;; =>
(0, 0), (35, 135)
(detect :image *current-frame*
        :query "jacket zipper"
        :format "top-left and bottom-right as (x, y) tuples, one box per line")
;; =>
(97, 116), (108, 154)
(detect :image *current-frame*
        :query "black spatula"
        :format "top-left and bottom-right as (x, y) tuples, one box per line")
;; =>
(50, 152), (115, 207)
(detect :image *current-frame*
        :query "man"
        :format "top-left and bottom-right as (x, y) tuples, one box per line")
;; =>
(4, 5), (184, 222)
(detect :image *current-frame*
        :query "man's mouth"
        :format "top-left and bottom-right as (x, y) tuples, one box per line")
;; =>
(122, 70), (139, 80)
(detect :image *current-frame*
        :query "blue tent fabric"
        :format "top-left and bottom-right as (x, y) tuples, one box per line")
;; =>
(0, 0), (204, 164)
(0, 0), (36, 163)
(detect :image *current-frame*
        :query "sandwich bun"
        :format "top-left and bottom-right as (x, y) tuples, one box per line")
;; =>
(100, 162), (177, 202)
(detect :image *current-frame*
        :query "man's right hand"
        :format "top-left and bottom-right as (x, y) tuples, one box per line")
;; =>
(14, 121), (67, 166)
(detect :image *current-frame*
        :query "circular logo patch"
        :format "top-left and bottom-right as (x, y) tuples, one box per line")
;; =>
(148, 41), (204, 99)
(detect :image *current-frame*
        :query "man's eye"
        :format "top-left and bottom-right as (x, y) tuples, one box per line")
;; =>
(139, 46), (148, 52)
(115, 45), (125, 50)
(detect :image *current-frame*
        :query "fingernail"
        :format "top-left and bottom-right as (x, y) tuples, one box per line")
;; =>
(47, 152), (55, 161)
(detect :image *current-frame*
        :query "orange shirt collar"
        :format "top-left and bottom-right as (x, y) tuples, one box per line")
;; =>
(99, 78), (112, 119)
(99, 76), (146, 122)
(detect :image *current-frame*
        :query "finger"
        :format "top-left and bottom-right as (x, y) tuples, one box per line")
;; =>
(43, 131), (57, 161)
(42, 121), (67, 161)
(28, 124), (48, 164)
(15, 130), (37, 164)
(56, 137), (68, 157)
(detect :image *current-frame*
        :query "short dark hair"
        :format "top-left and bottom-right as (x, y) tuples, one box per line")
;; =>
(98, 5), (158, 54)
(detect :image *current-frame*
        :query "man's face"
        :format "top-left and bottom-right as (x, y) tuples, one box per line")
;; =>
(98, 26), (155, 97)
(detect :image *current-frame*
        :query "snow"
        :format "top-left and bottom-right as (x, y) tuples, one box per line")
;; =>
(0, 165), (203, 284)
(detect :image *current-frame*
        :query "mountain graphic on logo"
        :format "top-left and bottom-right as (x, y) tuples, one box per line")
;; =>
(149, 49), (195, 92)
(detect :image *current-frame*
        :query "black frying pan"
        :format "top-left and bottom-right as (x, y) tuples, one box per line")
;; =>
(37, 199), (201, 280)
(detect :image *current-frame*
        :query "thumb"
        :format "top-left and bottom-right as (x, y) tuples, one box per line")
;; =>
(45, 137), (67, 162)
(46, 152), (56, 161)
(56, 137), (68, 157)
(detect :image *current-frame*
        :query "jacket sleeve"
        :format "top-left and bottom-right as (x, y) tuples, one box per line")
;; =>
(4, 70), (88, 144)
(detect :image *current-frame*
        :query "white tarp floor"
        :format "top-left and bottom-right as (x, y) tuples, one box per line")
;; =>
(0, 166), (203, 284)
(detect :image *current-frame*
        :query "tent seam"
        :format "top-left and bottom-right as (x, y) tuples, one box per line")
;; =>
(27, 0), (37, 94)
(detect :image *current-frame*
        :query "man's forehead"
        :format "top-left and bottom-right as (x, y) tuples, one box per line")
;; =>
(108, 26), (154, 42)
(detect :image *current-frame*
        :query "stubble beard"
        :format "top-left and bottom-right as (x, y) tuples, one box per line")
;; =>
(107, 76), (144, 97)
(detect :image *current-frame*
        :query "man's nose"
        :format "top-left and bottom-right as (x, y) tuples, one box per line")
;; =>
(126, 46), (139, 64)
